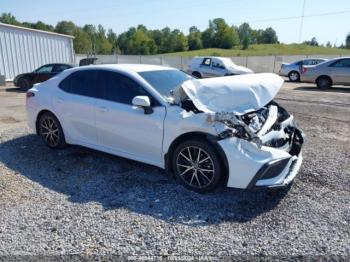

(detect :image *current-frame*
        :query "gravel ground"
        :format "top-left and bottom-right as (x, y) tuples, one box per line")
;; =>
(0, 82), (349, 260)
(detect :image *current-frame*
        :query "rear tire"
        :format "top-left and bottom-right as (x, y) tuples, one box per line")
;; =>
(38, 112), (67, 149)
(192, 72), (202, 79)
(288, 71), (300, 82)
(172, 138), (222, 193)
(316, 76), (332, 89)
(18, 78), (31, 90)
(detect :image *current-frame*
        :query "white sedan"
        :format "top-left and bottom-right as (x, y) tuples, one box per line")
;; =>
(26, 64), (304, 192)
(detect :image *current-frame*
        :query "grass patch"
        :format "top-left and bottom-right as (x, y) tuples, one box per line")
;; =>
(165, 44), (350, 57)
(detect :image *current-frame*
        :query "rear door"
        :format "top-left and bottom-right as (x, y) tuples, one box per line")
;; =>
(328, 58), (350, 84)
(94, 70), (166, 165)
(53, 70), (99, 145)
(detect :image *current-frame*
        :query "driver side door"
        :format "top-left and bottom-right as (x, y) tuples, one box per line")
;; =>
(94, 70), (166, 166)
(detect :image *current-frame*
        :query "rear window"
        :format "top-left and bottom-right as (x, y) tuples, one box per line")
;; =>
(59, 70), (99, 97)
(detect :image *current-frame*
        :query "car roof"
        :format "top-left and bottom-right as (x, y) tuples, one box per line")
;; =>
(76, 64), (175, 73)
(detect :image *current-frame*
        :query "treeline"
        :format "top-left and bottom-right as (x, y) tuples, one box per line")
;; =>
(0, 13), (280, 54)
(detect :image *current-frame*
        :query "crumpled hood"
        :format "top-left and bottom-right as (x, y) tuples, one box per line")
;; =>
(178, 73), (284, 115)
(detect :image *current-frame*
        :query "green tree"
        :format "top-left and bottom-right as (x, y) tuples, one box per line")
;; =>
(118, 26), (157, 55)
(73, 28), (92, 54)
(107, 29), (120, 53)
(260, 27), (278, 44)
(204, 18), (239, 49)
(303, 37), (319, 46)
(0, 13), (21, 26)
(95, 24), (113, 54)
(33, 21), (54, 31)
(238, 22), (252, 49)
(172, 29), (188, 52)
(188, 26), (202, 50)
(55, 21), (76, 36)
(242, 36), (249, 50)
(345, 33), (350, 49)
(131, 29), (156, 55)
(149, 29), (163, 47)
(201, 27), (214, 48)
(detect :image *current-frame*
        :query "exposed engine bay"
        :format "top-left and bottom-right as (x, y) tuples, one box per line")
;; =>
(173, 73), (304, 158)
(180, 98), (303, 157)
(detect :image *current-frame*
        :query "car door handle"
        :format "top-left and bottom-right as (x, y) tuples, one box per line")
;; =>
(97, 106), (108, 112)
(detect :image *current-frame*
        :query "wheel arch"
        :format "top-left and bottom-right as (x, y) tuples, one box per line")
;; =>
(192, 71), (202, 78)
(288, 70), (299, 75)
(164, 131), (229, 183)
(35, 109), (58, 135)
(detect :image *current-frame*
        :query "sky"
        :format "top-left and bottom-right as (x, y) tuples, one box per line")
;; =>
(1, 0), (349, 45)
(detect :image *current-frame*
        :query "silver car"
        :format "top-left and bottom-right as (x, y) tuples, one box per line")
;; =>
(279, 58), (327, 82)
(300, 57), (350, 89)
(188, 57), (253, 78)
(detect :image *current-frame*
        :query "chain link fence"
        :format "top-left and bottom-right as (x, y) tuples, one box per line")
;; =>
(75, 54), (345, 73)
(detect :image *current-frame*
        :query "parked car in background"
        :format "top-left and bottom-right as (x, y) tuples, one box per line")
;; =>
(79, 57), (98, 66)
(188, 56), (253, 78)
(14, 63), (73, 89)
(301, 57), (350, 89)
(279, 58), (327, 82)
(26, 65), (303, 193)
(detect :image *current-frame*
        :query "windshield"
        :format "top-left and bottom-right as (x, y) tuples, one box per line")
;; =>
(139, 70), (193, 98)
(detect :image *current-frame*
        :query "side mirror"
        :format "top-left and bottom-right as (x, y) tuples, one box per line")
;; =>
(132, 96), (153, 114)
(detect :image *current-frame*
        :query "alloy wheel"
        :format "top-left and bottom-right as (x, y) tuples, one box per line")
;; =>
(40, 116), (60, 147)
(176, 146), (215, 189)
(289, 72), (299, 81)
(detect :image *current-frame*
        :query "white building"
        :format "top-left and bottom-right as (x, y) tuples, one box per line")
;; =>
(0, 22), (74, 81)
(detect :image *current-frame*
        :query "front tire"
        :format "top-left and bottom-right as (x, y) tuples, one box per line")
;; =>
(172, 139), (222, 193)
(288, 71), (300, 82)
(38, 112), (67, 149)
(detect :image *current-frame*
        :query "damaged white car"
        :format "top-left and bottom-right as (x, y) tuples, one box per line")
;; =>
(26, 65), (304, 193)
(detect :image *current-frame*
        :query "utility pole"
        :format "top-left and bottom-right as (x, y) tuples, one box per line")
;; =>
(299, 0), (306, 43)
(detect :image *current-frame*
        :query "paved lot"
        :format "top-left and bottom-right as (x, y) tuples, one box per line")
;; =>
(0, 81), (349, 259)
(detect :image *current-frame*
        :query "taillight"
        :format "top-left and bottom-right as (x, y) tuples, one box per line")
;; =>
(26, 92), (35, 98)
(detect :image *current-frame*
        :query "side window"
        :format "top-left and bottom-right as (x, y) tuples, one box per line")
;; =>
(329, 59), (350, 68)
(36, 65), (54, 73)
(99, 71), (150, 105)
(212, 60), (225, 69)
(309, 60), (316, 65)
(201, 58), (211, 66)
(53, 64), (71, 72)
(59, 70), (99, 97)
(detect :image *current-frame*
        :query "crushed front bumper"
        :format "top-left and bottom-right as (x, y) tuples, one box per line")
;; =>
(248, 151), (303, 190)
(218, 127), (304, 190)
